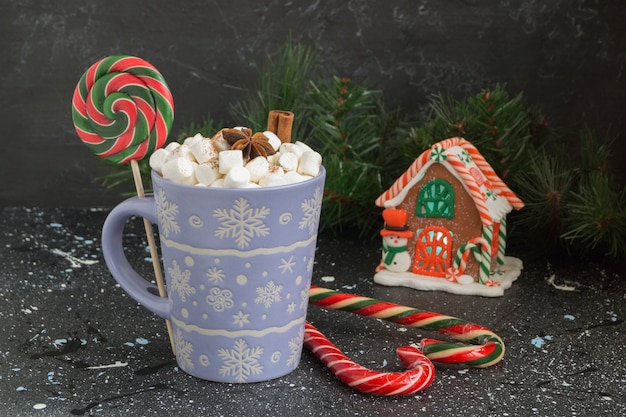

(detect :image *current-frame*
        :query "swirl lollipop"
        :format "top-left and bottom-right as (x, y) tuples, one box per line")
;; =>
(71, 55), (175, 354)
(71, 55), (174, 164)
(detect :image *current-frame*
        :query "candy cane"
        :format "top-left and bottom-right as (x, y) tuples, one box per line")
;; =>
(303, 322), (435, 396)
(459, 140), (524, 209)
(452, 237), (491, 281)
(308, 286), (504, 368)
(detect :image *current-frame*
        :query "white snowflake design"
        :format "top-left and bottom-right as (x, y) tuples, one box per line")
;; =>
(299, 287), (309, 310)
(168, 260), (196, 302)
(213, 198), (270, 248)
(206, 266), (225, 283)
(286, 302), (296, 314)
(155, 188), (180, 237)
(174, 328), (194, 371)
(286, 327), (304, 367)
(205, 287), (234, 312)
(298, 186), (322, 236)
(278, 256), (296, 274)
(232, 311), (250, 328)
(218, 339), (264, 383)
(255, 280), (283, 308)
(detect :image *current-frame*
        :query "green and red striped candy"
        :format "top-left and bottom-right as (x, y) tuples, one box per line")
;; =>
(71, 55), (174, 164)
(308, 286), (505, 368)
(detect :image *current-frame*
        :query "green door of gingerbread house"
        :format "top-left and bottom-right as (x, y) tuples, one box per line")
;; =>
(412, 226), (452, 277)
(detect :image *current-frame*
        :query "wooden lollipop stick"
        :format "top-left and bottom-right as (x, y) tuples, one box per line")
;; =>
(130, 160), (176, 355)
(267, 110), (294, 143)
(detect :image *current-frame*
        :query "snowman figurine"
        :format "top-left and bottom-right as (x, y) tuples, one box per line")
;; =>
(378, 208), (414, 273)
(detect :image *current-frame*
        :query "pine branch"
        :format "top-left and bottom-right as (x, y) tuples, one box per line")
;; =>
(395, 84), (547, 182)
(177, 113), (221, 141)
(561, 171), (626, 258)
(511, 151), (574, 252)
(92, 39), (625, 260)
(229, 40), (318, 136)
(306, 76), (393, 236)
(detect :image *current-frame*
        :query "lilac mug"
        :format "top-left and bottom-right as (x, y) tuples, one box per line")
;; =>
(101, 168), (325, 382)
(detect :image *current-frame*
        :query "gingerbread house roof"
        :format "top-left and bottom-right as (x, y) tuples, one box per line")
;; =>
(375, 137), (524, 226)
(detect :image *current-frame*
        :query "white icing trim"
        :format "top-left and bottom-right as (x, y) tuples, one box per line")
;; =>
(373, 256), (522, 297)
(383, 147), (513, 222)
(170, 315), (305, 338)
(161, 234), (317, 257)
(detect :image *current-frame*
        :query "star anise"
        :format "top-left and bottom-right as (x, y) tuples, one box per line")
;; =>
(222, 128), (276, 160)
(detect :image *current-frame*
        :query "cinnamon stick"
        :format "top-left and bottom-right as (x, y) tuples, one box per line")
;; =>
(267, 110), (294, 143)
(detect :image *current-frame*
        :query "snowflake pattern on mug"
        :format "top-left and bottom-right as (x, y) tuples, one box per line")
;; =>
(255, 280), (283, 308)
(206, 266), (226, 284)
(155, 187), (180, 237)
(232, 310), (250, 327)
(286, 326), (304, 367)
(213, 198), (270, 248)
(218, 339), (264, 383)
(298, 186), (323, 236)
(299, 287), (309, 310)
(278, 256), (296, 274)
(168, 260), (196, 302)
(174, 328), (194, 371)
(206, 287), (234, 312)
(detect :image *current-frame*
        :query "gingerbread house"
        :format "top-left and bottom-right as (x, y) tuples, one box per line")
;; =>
(374, 137), (524, 296)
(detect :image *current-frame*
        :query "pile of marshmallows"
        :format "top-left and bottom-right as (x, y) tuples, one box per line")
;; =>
(149, 128), (322, 188)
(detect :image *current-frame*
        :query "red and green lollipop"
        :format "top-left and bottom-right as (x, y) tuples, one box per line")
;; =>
(72, 55), (174, 164)
(71, 55), (175, 354)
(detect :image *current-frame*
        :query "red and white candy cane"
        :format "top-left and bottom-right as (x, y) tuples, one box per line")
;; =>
(303, 322), (435, 396)
(450, 237), (490, 278)
(305, 286), (505, 395)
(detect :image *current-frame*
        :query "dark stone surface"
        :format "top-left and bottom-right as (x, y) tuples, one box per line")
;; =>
(1, 207), (624, 416)
(1, 1), (625, 206)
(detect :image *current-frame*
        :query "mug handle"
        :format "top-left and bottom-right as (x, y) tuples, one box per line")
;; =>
(101, 196), (170, 320)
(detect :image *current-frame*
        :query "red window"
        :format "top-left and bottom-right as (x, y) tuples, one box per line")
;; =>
(413, 226), (452, 277)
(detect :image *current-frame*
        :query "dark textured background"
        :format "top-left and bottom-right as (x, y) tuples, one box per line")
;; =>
(1, 0), (624, 206)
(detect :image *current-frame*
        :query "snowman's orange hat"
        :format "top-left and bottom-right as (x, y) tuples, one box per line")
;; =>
(380, 208), (414, 238)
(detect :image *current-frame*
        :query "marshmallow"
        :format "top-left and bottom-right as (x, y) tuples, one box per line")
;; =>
(211, 131), (231, 152)
(283, 170), (310, 184)
(278, 152), (299, 171)
(279, 142), (304, 158)
(195, 162), (221, 186)
(245, 156), (270, 182)
(294, 141), (313, 153)
(268, 165), (285, 176)
(266, 152), (281, 166)
(263, 131), (282, 152)
(190, 138), (218, 164)
(156, 126), (322, 189)
(297, 150), (323, 176)
(149, 148), (170, 174)
(167, 144), (194, 162)
(161, 157), (197, 184)
(209, 178), (225, 188)
(259, 173), (287, 187)
(223, 166), (251, 188)
(183, 133), (204, 147)
(219, 150), (244, 174)
(164, 141), (181, 152)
